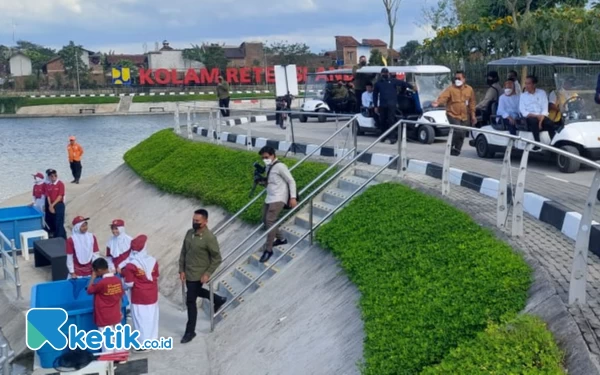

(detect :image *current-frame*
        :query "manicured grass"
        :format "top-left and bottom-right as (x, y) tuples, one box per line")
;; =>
(131, 93), (275, 103)
(21, 97), (120, 106)
(315, 183), (556, 374)
(421, 314), (564, 375)
(124, 129), (332, 223)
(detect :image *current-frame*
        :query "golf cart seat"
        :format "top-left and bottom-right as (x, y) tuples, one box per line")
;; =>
(476, 100), (498, 126)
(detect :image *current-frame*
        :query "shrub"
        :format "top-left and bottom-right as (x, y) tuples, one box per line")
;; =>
(421, 314), (564, 375)
(21, 97), (120, 106)
(124, 129), (332, 223)
(316, 183), (534, 375)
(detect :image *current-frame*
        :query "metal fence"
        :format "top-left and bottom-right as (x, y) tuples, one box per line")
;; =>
(0, 231), (22, 300)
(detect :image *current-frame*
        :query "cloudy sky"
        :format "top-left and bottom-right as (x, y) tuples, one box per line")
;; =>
(0, 0), (434, 53)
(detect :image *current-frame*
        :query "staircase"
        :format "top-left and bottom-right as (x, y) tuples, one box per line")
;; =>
(117, 96), (133, 113)
(201, 164), (387, 323)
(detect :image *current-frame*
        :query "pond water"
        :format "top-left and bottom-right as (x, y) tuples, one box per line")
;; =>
(0, 114), (176, 202)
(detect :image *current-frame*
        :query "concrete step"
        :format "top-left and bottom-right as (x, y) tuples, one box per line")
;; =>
(249, 252), (287, 273)
(294, 211), (325, 230)
(201, 273), (246, 320)
(322, 187), (351, 206)
(236, 260), (275, 286)
(280, 223), (309, 244)
(312, 200), (337, 218)
(353, 167), (394, 182)
(337, 175), (371, 192)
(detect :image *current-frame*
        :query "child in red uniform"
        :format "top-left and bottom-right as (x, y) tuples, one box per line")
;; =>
(66, 216), (100, 278)
(106, 219), (132, 273)
(122, 235), (159, 346)
(87, 257), (124, 353)
(29, 173), (46, 215)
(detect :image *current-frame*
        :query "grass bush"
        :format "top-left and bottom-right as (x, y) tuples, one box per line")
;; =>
(21, 97), (120, 106)
(132, 93), (274, 103)
(421, 314), (564, 375)
(316, 183), (537, 375)
(124, 129), (332, 223)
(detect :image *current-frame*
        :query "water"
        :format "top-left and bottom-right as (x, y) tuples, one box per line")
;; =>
(0, 114), (175, 202)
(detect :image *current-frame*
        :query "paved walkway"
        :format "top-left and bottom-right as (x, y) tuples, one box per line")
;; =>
(191, 119), (599, 222)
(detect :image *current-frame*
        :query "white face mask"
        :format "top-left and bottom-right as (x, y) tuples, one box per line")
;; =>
(504, 88), (513, 96)
(34, 177), (43, 184)
(454, 79), (463, 87)
(263, 158), (272, 166)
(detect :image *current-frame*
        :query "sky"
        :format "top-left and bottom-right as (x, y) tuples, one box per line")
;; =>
(0, 0), (434, 54)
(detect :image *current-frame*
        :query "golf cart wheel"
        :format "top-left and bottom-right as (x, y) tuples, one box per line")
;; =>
(475, 135), (495, 158)
(299, 114), (308, 123)
(417, 124), (435, 144)
(317, 109), (327, 123)
(557, 145), (581, 173)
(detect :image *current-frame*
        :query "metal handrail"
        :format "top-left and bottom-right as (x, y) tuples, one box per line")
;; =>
(208, 120), (401, 330)
(203, 106), (356, 119)
(0, 231), (22, 300)
(213, 115), (358, 237)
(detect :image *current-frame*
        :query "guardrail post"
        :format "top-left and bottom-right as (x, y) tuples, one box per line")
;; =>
(1, 344), (8, 375)
(441, 128), (454, 196)
(208, 110), (215, 143)
(209, 282), (215, 332)
(309, 198), (314, 245)
(353, 118), (358, 161)
(398, 122), (407, 177)
(216, 110), (222, 145)
(569, 169), (600, 305)
(1, 242), (6, 281)
(10, 240), (20, 300)
(497, 140), (514, 229)
(334, 116), (339, 156)
(186, 107), (193, 140)
(174, 102), (181, 135)
(246, 120), (253, 151)
(511, 144), (531, 237)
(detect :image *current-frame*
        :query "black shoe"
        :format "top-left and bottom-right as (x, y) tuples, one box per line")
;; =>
(380, 137), (388, 143)
(532, 146), (542, 152)
(181, 332), (196, 344)
(71, 180), (76, 183)
(273, 238), (288, 247)
(389, 138), (398, 145)
(214, 296), (227, 313)
(75, 180), (80, 184)
(450, 149), (460, 156)
(259, 251), (273, 263)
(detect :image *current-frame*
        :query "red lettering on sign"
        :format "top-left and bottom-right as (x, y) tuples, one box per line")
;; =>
(226, 68), (239, 83)
(315, 67), (327, 82)
(155, 69), (170, 85)
(200, 68), (219, 84)
(184, 69), (200, 85)
(139, 69), (154, 85)
(171, 69), (183, 85)
(343, 74), (354, 82)
(252, 67), (263, 84)
(239, 68), (251, 84)
(265, 67), (275, 84)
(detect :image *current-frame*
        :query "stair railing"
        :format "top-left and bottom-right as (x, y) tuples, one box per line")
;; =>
(0, 231), (22, 300)
(212, 115), (359, 262)
(208, 120), (402, 331)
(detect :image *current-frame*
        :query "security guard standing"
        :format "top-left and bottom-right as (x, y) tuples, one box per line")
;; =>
(373, 68), (414, 144)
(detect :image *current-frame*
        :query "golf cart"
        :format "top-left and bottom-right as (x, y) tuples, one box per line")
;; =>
(470, 55), (600, 173)
(354, 65), (452, 144)
(299, 69), (354, 123)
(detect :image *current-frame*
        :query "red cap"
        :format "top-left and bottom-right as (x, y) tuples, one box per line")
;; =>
(69, 136), (76, 141)
(130, 235), (147, 251)
(72, 216), (89, 226)
(33, 173), (44, 179)
(110, 219), (125, 227)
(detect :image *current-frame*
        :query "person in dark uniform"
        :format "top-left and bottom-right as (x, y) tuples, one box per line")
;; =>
(373, 68), (414, 144)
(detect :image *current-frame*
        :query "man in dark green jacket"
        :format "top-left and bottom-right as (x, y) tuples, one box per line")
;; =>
(217, 76), (231, 117)
(179, 209), (227, 344)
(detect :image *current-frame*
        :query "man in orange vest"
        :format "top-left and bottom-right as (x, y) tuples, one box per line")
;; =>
(67, 136), (84, 184)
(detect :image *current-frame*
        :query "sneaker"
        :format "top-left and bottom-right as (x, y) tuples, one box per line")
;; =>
(531, 146), (542, 152)
(273, 238), (288, 247)
(180, 332), (196, 344)
(450, 148), (460, 156)
(259, 251), (273, 263)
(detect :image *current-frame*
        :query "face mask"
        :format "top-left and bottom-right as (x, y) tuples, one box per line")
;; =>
(360, 61), (366, 66)
(455, 79), (463, 87)
(487, 78), (495, 86)
(382, 74), (389, 79)
(263, 158), (272, 166)
(192, 223), (202, 231)
(504, 88), (513, 96)
(35, 177), (43, 183)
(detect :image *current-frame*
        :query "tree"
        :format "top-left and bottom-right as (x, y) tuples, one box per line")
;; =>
(58, 41), (89, 89)
(17, 41), (57, 79)
(183, 43), (228, 72)
(369, 49), (385, 66)
(264, 41), (312, 65)
(421, 0), (458, 31)
(400, 40), (421, 65)
(382, 0), (401, 61)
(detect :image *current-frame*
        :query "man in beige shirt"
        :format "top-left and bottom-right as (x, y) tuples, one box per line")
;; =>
(433, 71), (477, 156)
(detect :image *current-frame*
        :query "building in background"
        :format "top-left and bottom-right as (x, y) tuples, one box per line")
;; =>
(333, 36), (401, 67)
(147, 41), (204, 72)
(223, 42), (265, 67)
(43, 48), (104, 88)
(8, 52), (33, 90)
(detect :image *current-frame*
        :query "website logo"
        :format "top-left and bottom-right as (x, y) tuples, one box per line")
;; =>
(26, 308), (173, 351)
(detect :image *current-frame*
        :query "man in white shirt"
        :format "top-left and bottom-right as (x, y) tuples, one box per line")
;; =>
(496, 80), (520, 135)
(519, 75), (556, 148)
(361, 82), (374, 108)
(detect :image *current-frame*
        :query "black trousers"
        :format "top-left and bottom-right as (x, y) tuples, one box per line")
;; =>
(70, 161), (82, 181)
(185, 280), (223, 334)
(525, 117), (556, 142)
(355, 89), (365, 112)
(379, 105), (398, 141)
(448, 116), (470, 153)
(53, 202), (66, 239)
(502, 118), (517, 135)
(218, 97), (230, 117)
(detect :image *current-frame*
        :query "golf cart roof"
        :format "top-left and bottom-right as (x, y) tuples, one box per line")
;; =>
(487, 55), (600, 66)
(357, 65), (451, 74)
(309, 69), (353, 76)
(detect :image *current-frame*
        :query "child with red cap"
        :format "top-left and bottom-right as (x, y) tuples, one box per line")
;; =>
(122, 235), (159, 345)
(29, 173), (46, 215)
(87, 257), (124, 353)
(66, 216), (100, 278)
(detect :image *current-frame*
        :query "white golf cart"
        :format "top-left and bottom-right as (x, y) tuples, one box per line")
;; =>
(470, 55), (600, 173)
(298, 69), (354, 123)
(354, 65), (452, 144)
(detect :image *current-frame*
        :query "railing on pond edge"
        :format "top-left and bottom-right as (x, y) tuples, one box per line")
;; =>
(200, 116), (600, 332)
(0, 231), (22, 301)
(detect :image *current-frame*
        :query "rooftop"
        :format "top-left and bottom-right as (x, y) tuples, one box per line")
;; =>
(335, 36), (360, 47)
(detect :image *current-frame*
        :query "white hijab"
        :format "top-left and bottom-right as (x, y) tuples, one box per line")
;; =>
(129, 246), (157, 281)
(106, 226), (132, 258)
(34, 177), (45, 186)
(71, 222), (94, 264)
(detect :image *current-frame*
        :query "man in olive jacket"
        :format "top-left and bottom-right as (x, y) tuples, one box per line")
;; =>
(217, 76), (231, 117)
(179, 209), (227, 344)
